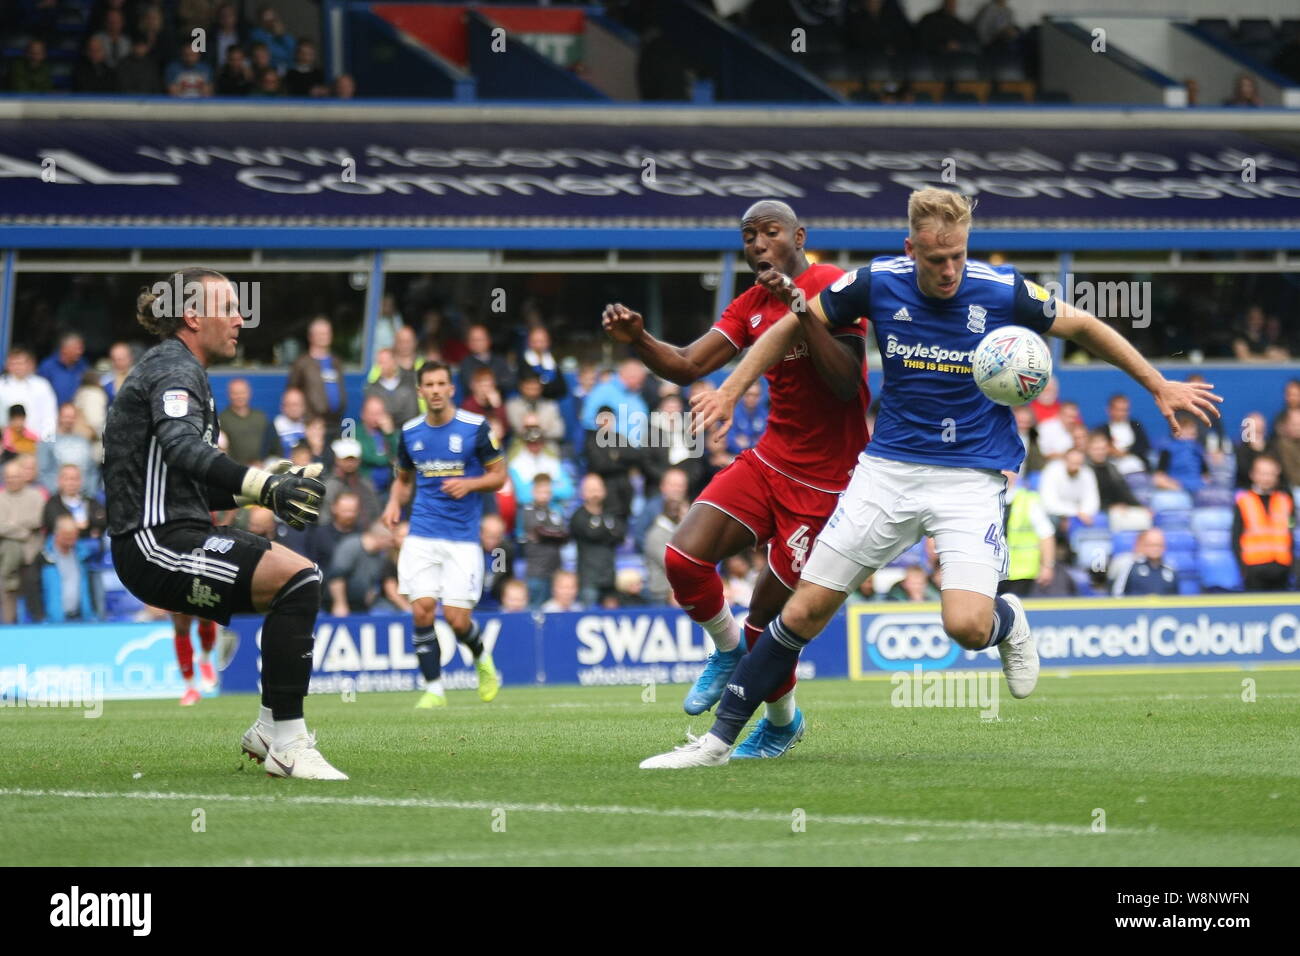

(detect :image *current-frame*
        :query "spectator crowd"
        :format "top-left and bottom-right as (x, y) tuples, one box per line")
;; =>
(2, 298), (1297, 624)
(2, 2), (356, 98)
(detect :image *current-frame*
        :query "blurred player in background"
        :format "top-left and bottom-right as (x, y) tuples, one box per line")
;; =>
(172, 612), (217, 706)
(643, 188), (1222, 768)
(603, 199), (870, 758)
(383, 362), (506, 708)
(103, 268), (344, 779)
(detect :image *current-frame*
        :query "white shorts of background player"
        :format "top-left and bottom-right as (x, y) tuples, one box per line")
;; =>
(398, 535), (483, 608)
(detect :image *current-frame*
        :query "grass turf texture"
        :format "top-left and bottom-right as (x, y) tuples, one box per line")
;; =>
(2, 670), (1297, 866)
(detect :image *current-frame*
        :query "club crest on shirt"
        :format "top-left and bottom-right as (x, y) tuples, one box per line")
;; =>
(967, 304), (987, 334)
(749, 314), (762, 328)
(162, 389), (188, 418)
(412, 441), (424, 451)
(449, 434), (462, 453)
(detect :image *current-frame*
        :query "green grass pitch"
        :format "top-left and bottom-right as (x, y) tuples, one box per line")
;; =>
(2, 670), (1298, 866)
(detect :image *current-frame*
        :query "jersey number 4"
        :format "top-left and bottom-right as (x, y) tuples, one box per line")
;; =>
(985, 523), (1003, 556)
(787, 525), (812, 572)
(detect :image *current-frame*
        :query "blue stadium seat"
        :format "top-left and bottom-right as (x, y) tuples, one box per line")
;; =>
(1197, 551), (1242, 591)
(1024, 470), (1041, 491)
(1177, 573), (1201, 596)
(1165, 550), (1196, 573)
(1111, 530), (1139, 554)
(889, 540), (928, 569)
(1194, 528), (1232, 552)
(1125, 470), (1152, 490)
(1162, 530), (1196, 553)
(1150, 489), (1193, 511)
(1191, 507), (1234, 533)
(1194, 486), (1235, 508)
(1070, 529), (1112, 570)
(1155, 509), (1192, 531)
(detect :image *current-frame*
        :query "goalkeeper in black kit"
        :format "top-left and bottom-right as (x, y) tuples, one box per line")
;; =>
(103, 268), (346, 780)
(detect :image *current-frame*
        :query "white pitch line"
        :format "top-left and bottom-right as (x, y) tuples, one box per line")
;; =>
(0, 787), (1148, 836)
(203, 831), (1070, 867)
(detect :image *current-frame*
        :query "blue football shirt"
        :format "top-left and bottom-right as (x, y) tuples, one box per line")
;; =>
(397, 408), (503, 543)
(820, 255), (1057, 472)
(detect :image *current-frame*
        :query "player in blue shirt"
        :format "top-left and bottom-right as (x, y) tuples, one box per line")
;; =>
(643, 187), (1222, 768)
(383, 362), (507, 708)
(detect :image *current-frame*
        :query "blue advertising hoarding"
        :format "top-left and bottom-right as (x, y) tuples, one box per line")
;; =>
(2, 121), (1298, 233)
(847, 595), (1300, 676)
(5, 599), (1296, 703)
(0, 621), (202, 702)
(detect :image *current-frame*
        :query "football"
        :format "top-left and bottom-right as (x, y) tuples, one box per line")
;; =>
(972, 325), (1053, 406)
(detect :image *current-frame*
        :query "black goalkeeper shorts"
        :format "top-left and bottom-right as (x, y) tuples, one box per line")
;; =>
(110, 523), (271, 626)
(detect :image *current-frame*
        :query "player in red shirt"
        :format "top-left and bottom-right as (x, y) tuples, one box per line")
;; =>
(602, 200), (870, 757)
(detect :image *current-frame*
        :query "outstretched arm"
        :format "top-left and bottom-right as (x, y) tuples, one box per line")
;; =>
(602, 303), (737, 386)
(1047, 303), (1222, 436)
(690, 313), (800, 436)
(756, 270), (863, 401)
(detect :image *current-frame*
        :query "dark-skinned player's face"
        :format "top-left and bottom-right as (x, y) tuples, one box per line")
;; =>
(741, 217), (804, 276)
(419, 369), (454, 410)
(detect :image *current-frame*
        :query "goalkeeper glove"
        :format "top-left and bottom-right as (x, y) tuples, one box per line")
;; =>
(240, 463), (327, 530)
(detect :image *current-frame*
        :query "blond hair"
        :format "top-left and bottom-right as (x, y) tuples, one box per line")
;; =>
(908, 188), (975, 238)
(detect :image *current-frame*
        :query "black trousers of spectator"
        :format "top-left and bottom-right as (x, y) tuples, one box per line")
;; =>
(19, 561), (44, 621)
(1242, 562), (1291, 592)
(997, 578), (1036, 597)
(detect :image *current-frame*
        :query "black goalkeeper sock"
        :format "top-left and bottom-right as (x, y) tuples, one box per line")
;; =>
(261, 566), (321, 722)
(454, 618), (483, 659)
(413, 625), (441, 682)
(712, 617), (810, 746)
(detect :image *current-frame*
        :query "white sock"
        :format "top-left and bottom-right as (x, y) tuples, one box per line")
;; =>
(702, 606), (740, 652)
(702, 733), (730, 754)
(766, 690), (797, 727)
(273, 718), (307, 749)
(258, 705), (274, 727)
(425, 678), (445, 696)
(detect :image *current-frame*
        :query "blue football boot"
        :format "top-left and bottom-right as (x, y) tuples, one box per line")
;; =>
(731, 708), (806, 759)
(682, 644), (746, 715)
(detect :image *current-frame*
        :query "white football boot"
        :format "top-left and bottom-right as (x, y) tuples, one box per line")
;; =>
(240, 720), (272, 763)
(997, 593), (1039, 699)
(265, 732), (349, 780)
(639, 732), (732, 769)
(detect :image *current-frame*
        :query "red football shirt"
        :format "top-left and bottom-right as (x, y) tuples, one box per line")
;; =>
(712, 263), (871, 492)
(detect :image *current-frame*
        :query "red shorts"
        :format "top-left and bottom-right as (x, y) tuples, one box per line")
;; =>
(695, 449), (843, 590)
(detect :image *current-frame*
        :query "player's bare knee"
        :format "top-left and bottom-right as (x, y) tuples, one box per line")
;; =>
(443, 605), (471, 632)
(943, 611), (992, 649)
(411, 598), (436, 629)
(780, 583), (836, 638)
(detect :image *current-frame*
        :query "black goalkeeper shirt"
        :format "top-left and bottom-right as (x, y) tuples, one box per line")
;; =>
(104, 337), (241, 536)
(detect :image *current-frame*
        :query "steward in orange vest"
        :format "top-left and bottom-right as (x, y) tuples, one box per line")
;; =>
(1233, 455), (1295, 592)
